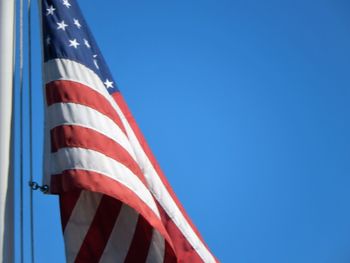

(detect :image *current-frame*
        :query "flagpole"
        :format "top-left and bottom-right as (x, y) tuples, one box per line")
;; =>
(0, 0), (16, 261)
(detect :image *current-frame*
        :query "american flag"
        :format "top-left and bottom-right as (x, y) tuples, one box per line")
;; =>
(41, 0), (217, 262)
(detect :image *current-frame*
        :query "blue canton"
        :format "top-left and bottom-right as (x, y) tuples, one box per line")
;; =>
(42, 0), (119, 93)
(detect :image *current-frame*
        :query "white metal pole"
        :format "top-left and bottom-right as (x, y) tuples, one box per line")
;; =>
(0, 0), (16, 262)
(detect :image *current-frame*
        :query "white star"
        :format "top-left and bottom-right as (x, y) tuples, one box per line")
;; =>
(46, 5), (56, 15)
(46, 36), (51, 45)
(62, 0), (71, 8)
(69, 39), (80, 48)
(93, 54), (99, 69)
(83, 39), (91, 48)
(73, 19), (82, 29)
(104, 79), (114, 89)
(57, 20), (68, 31)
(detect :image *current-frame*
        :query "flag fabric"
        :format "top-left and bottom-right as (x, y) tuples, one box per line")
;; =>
(40, 0), (217, 262)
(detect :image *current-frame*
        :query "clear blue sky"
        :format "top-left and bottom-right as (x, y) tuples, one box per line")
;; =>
(15, 0), (350, 262)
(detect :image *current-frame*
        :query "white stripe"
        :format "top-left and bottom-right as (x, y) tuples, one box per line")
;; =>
(64, 191), (102, 263)
(123, 124), (218, 263)
(146, 230), (165, 263)
(99, 205), (139, 263)
(47, 102), (135, 160)
(114, 94), (216, 262)
(44, 58), (215, 263)
(44, 59), (116, 114)
(117, 88), (216, 263)
(51, 147), (160, 218)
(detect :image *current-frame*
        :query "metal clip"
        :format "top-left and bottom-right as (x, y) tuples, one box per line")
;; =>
(29, 181), (49, 193)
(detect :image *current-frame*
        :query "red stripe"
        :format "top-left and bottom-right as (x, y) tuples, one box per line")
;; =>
(113, 92), (217, 262)
(51, 169), (176, 257)
(59, 190), (81, 231)
(164, 241), (177, 263)
(74, 195), (123, 263)
(124, 216), (153, 263)
(157, 202), (205, 263)
(50, 125), (147, 186)
(46, 80), (126, 134)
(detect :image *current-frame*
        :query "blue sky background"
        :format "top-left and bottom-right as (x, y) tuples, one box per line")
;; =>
(14, 0), (350, 262)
